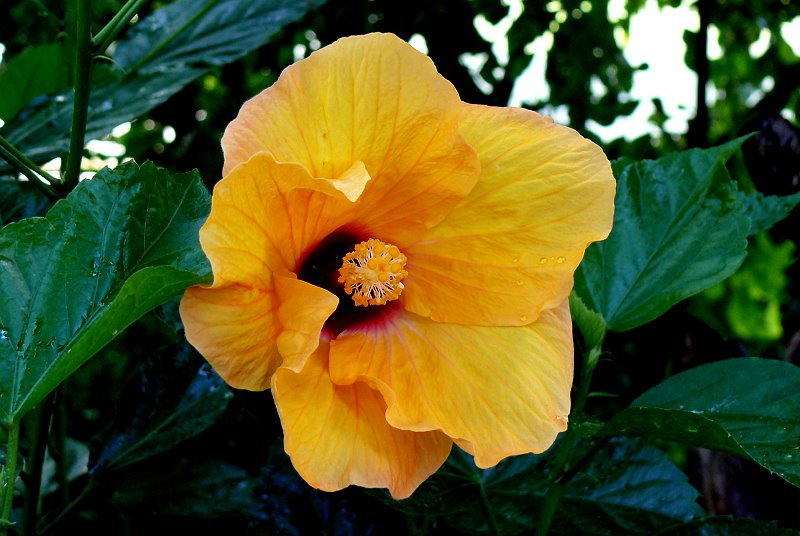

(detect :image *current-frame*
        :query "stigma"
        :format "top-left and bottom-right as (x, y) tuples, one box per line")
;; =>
(338, 239), (408, 307)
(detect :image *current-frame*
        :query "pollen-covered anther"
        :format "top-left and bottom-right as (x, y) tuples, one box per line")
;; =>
(338, 239), (409, 307)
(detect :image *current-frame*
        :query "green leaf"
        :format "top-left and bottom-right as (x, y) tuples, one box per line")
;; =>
(569, 293), (606, 350)
(575, 138), (753, 331)
(110, 459), (258, 518)
(738, 190), (800, 236)
(1, 0), (325, 174)
(95, 356), (231, 470)
(0, 161), (210, 423)
(382, 438), (702, 535)
(0, 43), (71, 122)
(601, 358), (800, 488)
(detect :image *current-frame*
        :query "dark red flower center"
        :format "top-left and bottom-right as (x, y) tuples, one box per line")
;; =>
(296, 228), (400, 337)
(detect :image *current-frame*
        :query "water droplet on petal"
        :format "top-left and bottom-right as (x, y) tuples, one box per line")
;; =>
(539, 257), (548, 265)
(512, 256), (520, 264)
(516, 279), (524, 287)
(556, 256), (566, 264)
(520, 315), (528, 322)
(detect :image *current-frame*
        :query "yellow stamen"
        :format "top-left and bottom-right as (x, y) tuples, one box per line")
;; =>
(338, 238), (408, 306)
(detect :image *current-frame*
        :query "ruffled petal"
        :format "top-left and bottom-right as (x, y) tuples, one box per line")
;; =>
(202, 152), (365, 282)
(180, 283), (280, 390)
(180, 271), (337, 390)
(272, 342), (452, 499)
(403, 105), (615, 326)
(274, 273), (338, 371)
(329, 300), (573, 468)
(221, 33), (480, 246)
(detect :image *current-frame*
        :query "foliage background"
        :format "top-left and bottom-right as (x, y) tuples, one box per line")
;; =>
(1, 0), (800, 533)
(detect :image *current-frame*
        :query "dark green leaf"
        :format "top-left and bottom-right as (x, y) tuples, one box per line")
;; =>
(0, 161), (210, 423)
(575, 138), (752, 331)
(602, 358), (800, 488)
(1, 0), (325, 173)
(383, 438), (702, 535)
(111, 459), (258, 518)
(0, 43), (71, 122)
(657, 517), (798, 536)
(738, 190), (800, 236)
(95, 355), (231, 470)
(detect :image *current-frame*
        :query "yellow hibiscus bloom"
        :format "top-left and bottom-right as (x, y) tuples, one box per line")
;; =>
(180, 33), (615, 499)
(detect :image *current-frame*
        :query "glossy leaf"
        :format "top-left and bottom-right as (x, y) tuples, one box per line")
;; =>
(383, 438), (702, 535)
(602, 358), (800, 488)
(0, 161), (210, 423)
(738, 190), (800, 236)
(575, 139), (753, 331)
(1, 0), (324, 173)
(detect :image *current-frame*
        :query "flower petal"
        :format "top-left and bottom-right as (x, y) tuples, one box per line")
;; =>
(202, 152), (365, 283)
(180, 283), (280, 391)
(221, 33), (480, 246)
(180, 272), (337, 390)
(329, 301), (573, 468)
(403, 105), (615, 326)
(274, 273), (339, 371)
(272, 342), (452, 499)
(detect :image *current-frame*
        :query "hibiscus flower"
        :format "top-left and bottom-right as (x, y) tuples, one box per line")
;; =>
(180, 33), (614, 499)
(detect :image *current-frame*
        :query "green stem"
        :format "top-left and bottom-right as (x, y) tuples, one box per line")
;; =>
(536, 343), (603, 536)
(92, 0), (150, 53)
(21, 398), (54, 536)
(0, 136), (59, 199)
(124, 0), (220, 75)
(0, 421), (21, 534)
(53, 394), (69, 508)
(63, 0), (93, 191)
(0, 146), (58, 200)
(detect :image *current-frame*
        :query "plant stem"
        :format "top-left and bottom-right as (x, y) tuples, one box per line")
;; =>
(0, 135), (60, 199)
(93, 0), (150, 53)
(0, 146), (58, 200)
(0, 136), (58, 187)
(54, 395), (69, 509)
(63, 0), (93, 191)
(536, 343), (603, 536)
(20, 398), (54, 536)
(0, 421), (21, 534)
